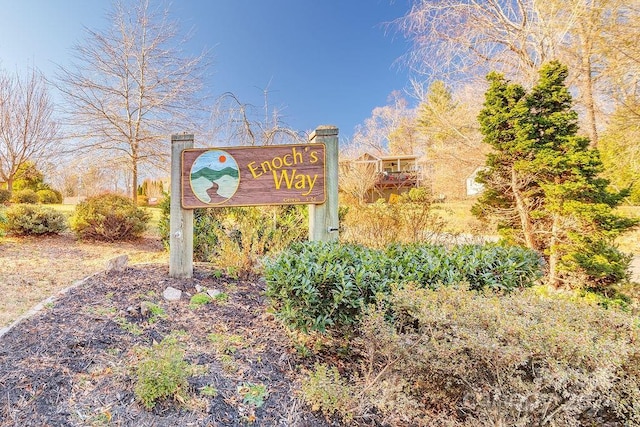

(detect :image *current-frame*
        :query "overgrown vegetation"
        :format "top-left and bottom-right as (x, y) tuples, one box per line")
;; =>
(342, 188), (447, 248)
(70, 193), (150, 241)
(3, 204), (67, 235)
(159, 196), (307, 278)
(265, 241), (542, 333)
(301, 285), (640, 426)
(36, 189), (62, 204)
(0, 208), (6, 240)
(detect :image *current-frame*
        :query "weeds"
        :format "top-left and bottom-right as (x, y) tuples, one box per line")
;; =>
(131, 335), (196, 409)
(237, 382), (268, 408)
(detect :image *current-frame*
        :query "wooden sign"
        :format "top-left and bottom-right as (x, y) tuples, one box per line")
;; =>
(181, 144), (326, 208)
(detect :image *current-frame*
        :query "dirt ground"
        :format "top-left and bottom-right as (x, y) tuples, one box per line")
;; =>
(0, 236), (334, 426)
(0, 233), (168, 328)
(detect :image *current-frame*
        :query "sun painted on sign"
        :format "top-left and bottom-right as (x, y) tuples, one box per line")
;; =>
(189, 150), (240, 204)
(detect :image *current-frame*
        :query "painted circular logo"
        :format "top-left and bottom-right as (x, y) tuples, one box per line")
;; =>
(189, 149), (240, 204)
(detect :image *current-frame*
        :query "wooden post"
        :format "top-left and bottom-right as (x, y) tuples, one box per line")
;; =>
(169, 134), (194, 278)
(308, 125), (339, 242)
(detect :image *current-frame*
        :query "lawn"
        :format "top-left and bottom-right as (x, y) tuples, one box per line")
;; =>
(436, 199), (640, 255)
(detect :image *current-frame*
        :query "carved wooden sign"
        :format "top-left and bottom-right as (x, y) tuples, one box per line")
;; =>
(181, 144), (326, 208)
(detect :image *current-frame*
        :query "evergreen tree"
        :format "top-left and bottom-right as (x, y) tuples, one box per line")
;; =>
(474, 61), (637, 289)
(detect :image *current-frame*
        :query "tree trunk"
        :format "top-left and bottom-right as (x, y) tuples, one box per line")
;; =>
(548, 212), (561, 287)
(132, 159), (138, 206)
(511, 167), (536, 250)
(6, 176), (14, 198)
(580, 28), (599, 147)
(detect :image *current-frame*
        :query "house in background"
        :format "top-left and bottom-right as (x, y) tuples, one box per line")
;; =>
(340, 152), (428, 202)
(341, 152), (486, 202)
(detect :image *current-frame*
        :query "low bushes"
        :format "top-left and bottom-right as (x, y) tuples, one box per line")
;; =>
(36, 189), (63, 204)
(11, 189), (38, 204)
(301, 286), (640, 426)
(341, 188), (447, 248)
(70, 193), (150, 241)
(159, 196), (307, 278)
(0, 208), (6, 239)
(0, 189), (10, 205)
(264, 241), (543, 333)
(3, 204), (67, 235)
(131, 335), (196, 409)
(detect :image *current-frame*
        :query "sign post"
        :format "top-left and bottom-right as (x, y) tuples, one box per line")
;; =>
(169, 125), (339, 278)
(308, 126), (339, 242)
(170, 134), (194, 278)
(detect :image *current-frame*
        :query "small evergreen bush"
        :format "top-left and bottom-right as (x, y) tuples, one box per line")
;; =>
(70, 193), (150, 241)
(0, 189), (10, 205)
(265, 241), (543, 333)
(4, 204), (67, 235)
(11, 189), (38, 204)
(36, 189), (63, 204)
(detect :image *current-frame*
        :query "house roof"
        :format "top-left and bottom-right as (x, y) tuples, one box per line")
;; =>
(352, 152), (420, 162)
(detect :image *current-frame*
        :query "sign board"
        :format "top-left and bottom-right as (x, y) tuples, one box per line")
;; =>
(182, 144), (326, 208)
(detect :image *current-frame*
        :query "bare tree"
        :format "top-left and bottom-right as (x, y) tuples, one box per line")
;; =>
(210, 90), (306, 146)
(416, 80), (486, 199)
(338, 146), (381, 204)
(53, 0), (211, 204)
(352, 91), (417, 156)
(0, 68), (59, 197)
(395, 0), (638, 146)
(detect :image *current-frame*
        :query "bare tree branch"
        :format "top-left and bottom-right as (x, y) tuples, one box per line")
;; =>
(0, 68), (60, 196)
(52, 0), (212, 203)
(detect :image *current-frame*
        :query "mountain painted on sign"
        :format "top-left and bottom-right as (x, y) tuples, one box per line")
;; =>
(190, 151), (240, 204)
(191, 167), (239, 181)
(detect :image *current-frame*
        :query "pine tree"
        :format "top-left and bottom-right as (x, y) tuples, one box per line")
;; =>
(474, 61), (637, 289)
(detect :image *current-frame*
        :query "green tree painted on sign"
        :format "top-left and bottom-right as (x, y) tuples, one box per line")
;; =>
(473, 61), (638, 289)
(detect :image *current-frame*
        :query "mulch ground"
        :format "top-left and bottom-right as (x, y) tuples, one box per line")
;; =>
(0, 264), (335, 427)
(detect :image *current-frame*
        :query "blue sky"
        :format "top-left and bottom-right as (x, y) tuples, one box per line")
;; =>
(0, 0), (413, 141)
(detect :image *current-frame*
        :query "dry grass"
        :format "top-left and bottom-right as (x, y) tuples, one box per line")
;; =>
(436, 200), (640, 254)
(0, 233), (167, 327)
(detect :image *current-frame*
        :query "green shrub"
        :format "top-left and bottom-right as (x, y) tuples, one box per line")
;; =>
(159, 195), (307, 276)
(11, 189), (38, 204)
(36, 189), (62, 204)
(305, 285), (640, 426)
(0, 209), (6, 239)
(213, 205), (308, 278)
(132, 335), (194, 409)
(189, 293), (211, 309)
(71, 193), (150, 241)
(137, 195), (149, 206)
(4, 204), (67, 235)
(0, 189), (10, 205)
(264, 241), (543, 333)
(158, 195), (224, 261)
(301, 364), (354, 420)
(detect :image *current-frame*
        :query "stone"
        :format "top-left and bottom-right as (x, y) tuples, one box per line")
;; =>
(105, 255), (128, 273)
(163, 286), (182, 301)
(140, 301), (154, 317)
(195, 284), (204, 293)
(207, 289), (222, 299)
